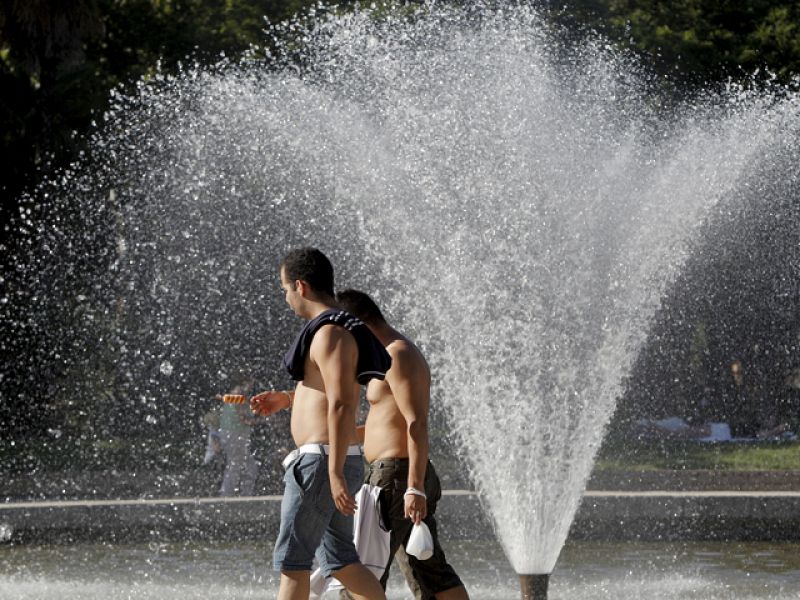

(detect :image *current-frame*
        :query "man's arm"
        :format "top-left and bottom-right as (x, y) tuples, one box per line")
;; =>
(387, 343), (430, 524)
(249, 390), (294, 416)
(312, 325), (359, 515)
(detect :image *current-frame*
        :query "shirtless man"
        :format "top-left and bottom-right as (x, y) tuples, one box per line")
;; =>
(336, 290), (469, 600)
(249, 248), (389, 600)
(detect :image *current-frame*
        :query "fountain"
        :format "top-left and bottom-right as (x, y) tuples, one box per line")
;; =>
(2, 3), (799, 598)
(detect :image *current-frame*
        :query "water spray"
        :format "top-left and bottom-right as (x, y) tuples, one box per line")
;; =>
(3, 2), (797, 592)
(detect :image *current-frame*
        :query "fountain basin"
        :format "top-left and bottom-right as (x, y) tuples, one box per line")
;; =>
(3, 491), (800, 544)
(1, 537), (798, 599)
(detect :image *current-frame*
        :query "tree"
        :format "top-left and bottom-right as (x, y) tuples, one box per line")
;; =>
(559, 1), (800, 87)
(0, 0), (324, 241)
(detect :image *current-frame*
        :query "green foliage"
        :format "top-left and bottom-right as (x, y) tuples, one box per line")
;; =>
(596, 0), (800, 83)
(3, 0), (799, 224)
(597, 439), (800, 471)
(0, 0), (324, 225)
(747, 5), (800, 79)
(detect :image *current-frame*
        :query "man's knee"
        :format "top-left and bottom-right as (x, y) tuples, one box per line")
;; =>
(281, 569), (311, 577)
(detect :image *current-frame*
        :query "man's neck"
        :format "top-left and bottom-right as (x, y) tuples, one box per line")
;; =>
(302, 298), (336, 321)
(369, 321), (403, 347)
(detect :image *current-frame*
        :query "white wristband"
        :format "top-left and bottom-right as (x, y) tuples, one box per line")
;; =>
(404, 487), (427, 499)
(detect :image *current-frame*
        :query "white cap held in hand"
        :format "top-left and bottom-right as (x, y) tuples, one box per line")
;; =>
(406, 522), (434, 560)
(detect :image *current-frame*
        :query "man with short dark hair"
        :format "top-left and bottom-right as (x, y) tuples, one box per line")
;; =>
(250, 249), (389, 600)
(336, 289), (469, 600)
(280, 247), (336, 297)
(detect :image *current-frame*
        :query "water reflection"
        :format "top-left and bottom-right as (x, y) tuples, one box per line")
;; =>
(2, 539), (798, 599)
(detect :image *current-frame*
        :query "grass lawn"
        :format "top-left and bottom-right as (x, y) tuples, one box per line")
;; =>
(596, 438), (800, 471)
(4, 433), (800, 479)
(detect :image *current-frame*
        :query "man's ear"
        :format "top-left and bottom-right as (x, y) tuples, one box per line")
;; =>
(295, 279), (308, 297)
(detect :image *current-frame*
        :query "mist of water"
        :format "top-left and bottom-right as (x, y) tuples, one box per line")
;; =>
(3, 2), (799, 575)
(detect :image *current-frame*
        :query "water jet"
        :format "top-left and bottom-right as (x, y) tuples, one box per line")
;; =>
(2, 3), (798, 595)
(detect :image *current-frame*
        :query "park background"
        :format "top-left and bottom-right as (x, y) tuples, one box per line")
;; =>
(1, 0), (799, 499)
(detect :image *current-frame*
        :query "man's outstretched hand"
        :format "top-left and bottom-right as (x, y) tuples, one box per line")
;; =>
(249, 390), (291, 416)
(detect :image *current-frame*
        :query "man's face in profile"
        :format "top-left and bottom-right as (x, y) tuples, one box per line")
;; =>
(280, 267), (302, 316)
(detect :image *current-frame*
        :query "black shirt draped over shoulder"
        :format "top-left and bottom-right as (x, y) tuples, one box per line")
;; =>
(283, 309), (391, 385)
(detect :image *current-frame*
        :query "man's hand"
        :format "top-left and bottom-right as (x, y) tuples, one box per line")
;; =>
(330, 473), (357, 515)
(404, 492), (427, 525)
(249, 391), (290, 416)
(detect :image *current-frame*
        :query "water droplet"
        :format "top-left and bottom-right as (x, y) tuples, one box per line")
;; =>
(0, 523), (13, 543)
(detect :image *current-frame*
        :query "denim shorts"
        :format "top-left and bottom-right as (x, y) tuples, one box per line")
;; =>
(273, 450), (364, 577)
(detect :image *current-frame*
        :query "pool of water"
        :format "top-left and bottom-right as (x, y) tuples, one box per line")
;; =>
(2, 538), (799, 599)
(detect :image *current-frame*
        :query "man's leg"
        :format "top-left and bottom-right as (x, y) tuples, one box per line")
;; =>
(273, 455), (327, 592)
(366, 461), (413, 592)
(434, 585), (469, 600)
(321, 455), (385, 599)
(218, 431), (242, 496)
(277, 570), (311, 600)
(331, 563), (386, 600)
(404, 512), (468, 600)
(399, 462), (468, 600)
(240, 439), (260, 496)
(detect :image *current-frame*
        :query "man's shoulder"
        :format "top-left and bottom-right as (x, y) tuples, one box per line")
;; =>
(310, 320), (357, 349)
(386, 337), (427, 372)
(386, 337), (414, 356)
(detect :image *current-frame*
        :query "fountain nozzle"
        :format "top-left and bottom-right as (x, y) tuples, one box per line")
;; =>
(519, 574), (549, 600)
